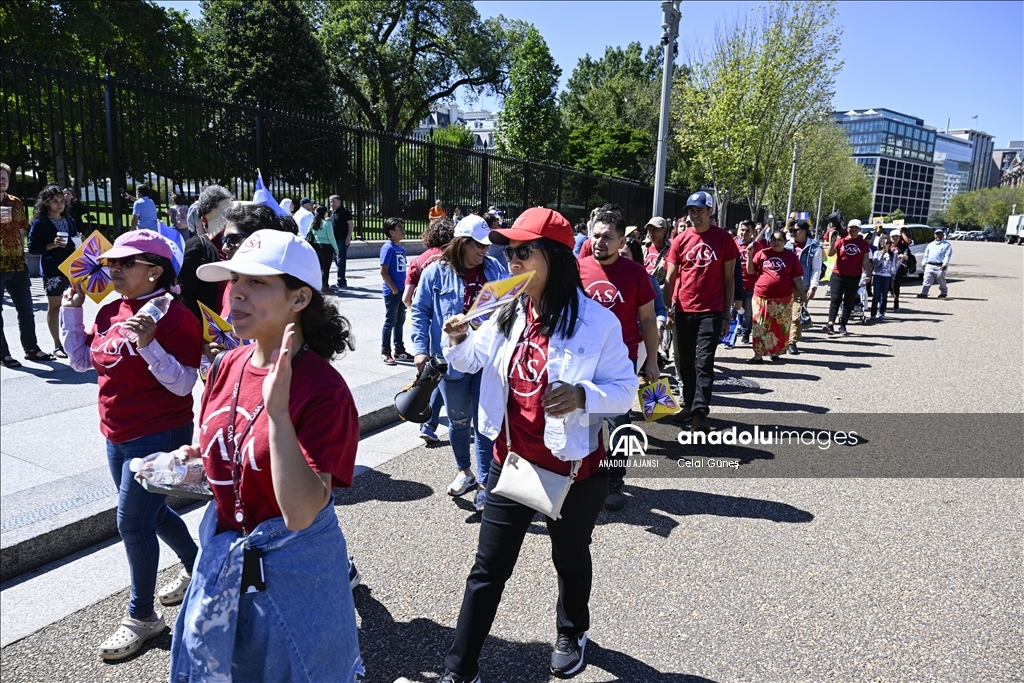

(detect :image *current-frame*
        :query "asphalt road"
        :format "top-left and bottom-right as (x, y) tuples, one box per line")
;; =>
(1, 241), (1021, 682)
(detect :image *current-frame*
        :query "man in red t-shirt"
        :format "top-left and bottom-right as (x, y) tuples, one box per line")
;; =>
(579, 211), (659, 511)
(824, 218), (872, 335)
(736, 219), (768, 345)
(662, 191), (739, 432)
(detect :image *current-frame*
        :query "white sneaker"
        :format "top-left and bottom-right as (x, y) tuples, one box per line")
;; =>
(157, 568), (191, 606)
(447, 471), (477, 496)
(474, 489), (487, 512)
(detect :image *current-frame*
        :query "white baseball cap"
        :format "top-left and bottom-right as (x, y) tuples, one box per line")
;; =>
(847, 219), (863, 229)
(196, 230), (321, 291)
(454, 215), (491, 244)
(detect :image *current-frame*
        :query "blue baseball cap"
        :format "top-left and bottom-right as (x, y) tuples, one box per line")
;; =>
(299, 197), (313, 206)
(686, 191), (714, 211)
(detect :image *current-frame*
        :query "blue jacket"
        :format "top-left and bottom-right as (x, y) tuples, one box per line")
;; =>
(786, 237), (823, 289)
(411, 256), (507, 374)
(170, 501), (363, 683)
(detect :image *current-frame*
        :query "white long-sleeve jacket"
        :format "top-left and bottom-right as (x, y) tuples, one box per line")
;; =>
(443, 293), (639, 461)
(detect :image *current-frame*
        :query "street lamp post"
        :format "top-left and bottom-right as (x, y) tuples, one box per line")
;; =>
(652, 0), (681, 218)
(785, 141), (798, 219)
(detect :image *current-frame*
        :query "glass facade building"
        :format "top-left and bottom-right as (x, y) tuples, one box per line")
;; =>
(948, 129), (995, 191)
(834, 109), (937, 223)
(930, 132), (974, 217)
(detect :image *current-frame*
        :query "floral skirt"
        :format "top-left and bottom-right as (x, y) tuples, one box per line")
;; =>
(752, 296), (792, 357)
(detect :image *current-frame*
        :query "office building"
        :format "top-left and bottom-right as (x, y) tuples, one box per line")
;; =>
(833, 108), (936, 223)
(990, 141), (1024, 187)
(947, 128), (995, 191)
(929, 132), (974, 218)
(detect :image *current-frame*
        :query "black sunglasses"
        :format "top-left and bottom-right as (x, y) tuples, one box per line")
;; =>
(223, 232), (252, 247)
(503, 243), (546, 262)
(103, 256), (156, 269)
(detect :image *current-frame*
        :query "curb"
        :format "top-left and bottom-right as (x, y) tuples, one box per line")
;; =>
(0, 405), (401, 582)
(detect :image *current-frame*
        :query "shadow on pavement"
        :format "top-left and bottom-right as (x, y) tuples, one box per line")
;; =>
(730, 369), (821, 381)
(711, 394), (830, 413)
(795, 347), (893, 359)
(353, 587), (720, 683)
(587, 639), (720, 683)
(3, 363), (98, 384)
(598, 485), (814, 538)
(333, 469), (433, 505)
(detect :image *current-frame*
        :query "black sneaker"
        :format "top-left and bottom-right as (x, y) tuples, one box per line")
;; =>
(348, 557), (361, 590)
(937, 293), (947, 299)
(604, 480), (626, 511)
(822, 323), (834, 335)
(550, 632), (587, 678)
(439, 671), (480, 683)
(787, 343), (800, 355)
(741, 333), (750, 345)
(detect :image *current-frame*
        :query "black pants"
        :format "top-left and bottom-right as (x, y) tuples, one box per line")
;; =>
(890, 269), (905, 305)
(672, 310), (722, 417)
(828, 274), (860, 326)
(445, 459), (608, 677)
(312, 242), (334, 290)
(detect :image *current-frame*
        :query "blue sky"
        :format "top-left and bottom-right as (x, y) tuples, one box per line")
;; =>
(160, 0), (1022, 146)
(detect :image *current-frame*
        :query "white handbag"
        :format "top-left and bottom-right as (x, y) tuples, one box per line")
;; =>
(491, 383), (581, 520)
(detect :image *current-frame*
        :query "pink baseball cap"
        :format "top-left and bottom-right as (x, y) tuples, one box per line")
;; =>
(100, 229), (176, 262)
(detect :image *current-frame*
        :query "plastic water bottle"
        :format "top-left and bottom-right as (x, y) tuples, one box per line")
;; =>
(543, 354), (567, 452)
(130, 451), (205, 487)
(122, 293), (172, 342)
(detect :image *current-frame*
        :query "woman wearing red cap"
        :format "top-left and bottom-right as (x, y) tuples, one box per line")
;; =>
(438, 207), (638, 682)
(60, 229), (203, 660)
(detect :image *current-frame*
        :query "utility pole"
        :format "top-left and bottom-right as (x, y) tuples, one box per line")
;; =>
(785, 141), (798, 219)
(652, 0), (681, 218)
(815, 185), (823, 234)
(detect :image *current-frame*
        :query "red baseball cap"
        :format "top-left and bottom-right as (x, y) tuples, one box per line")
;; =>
(488, 207), (574, 249)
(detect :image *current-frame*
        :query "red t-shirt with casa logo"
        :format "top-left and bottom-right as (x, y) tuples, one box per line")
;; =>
(644, 242), (670, 276)
(463, 265), (486, 313)
(737, 238), (769, 292)
(666, 225), (740, 313)
(87, 294), (202, 443)
(199, 347), (359, 534)
(834, 236), (869, 276)
(752, 248), (804, 300)
(406, 246), (445, 289)
(493, 305), (604, 482)
(578, 255), (655, 359)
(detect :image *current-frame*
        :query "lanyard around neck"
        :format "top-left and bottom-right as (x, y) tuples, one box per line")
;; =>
(226, 344), (308, 533)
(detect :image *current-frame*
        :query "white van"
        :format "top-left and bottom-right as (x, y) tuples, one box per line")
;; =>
(882, 223), (934, 279)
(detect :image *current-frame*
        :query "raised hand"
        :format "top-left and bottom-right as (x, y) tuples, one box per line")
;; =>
(263, 323), (295, 418)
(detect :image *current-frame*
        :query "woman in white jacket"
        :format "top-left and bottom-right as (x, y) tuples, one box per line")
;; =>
(437, 208), (638, 682)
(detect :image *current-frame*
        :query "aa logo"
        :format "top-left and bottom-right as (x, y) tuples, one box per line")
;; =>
(610, 424), (649, 459)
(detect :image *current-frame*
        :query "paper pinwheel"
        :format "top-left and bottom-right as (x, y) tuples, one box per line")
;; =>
(464, 270), (535, 327)
(639, 378), (680, 422)
(59, 230), (114, 303)
(197, 301), (246, 350)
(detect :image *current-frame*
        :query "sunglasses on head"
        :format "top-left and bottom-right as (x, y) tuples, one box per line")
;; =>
(103, 256), (156, 269)
(223, 232), (252, 247)
(503, 243), (546, 262)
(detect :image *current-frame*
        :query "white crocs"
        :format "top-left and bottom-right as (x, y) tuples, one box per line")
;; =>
(157, 568), (191, 606)
(98, 612), (165, 661)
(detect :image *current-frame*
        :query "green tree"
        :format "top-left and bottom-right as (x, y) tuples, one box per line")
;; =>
(197, 0), (334, 114)
(883, 209), (906, 223)
(946, 185), (1024, 229)
(0, 0), (197, 79)
(494, 25), (563, 164)
(675, 1), (842, 219)
(564, 123), (653, 180)
(318, 0), (525, 213)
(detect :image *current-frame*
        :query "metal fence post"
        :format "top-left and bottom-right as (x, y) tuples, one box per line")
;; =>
(102, 50), (122, 232)
(480, 146), (489, 215)
(523, 157), (530, 212)
(427, 137), (436, 206)
(254, 84), (264, 172)
(557, 168), (563, 213)
(355, 124), (364, 239)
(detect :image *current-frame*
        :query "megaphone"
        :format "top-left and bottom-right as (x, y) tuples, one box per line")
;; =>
(394, 355), (448, 423)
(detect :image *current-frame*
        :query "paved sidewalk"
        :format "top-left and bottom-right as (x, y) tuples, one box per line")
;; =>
(1, 256), (421, 579)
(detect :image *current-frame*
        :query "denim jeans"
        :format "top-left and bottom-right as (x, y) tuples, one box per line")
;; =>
(106, 423), (198, 619)
(426, 385), (444, 431)
(381, 293), (406, 353)
(1, 268), (40, 357)
(445, 459), (607, 678)
(440, 370), (494, 486)
(871, 275), (892, 316)
(739, 290), (754, 336)
(335, 241), (348, 286)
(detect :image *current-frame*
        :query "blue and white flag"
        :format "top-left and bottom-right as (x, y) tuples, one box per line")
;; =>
(252, 171), (288, 217)
(156, 222), (185, 274)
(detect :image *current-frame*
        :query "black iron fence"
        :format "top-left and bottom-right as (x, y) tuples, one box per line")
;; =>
(3, 46), (707, 241)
